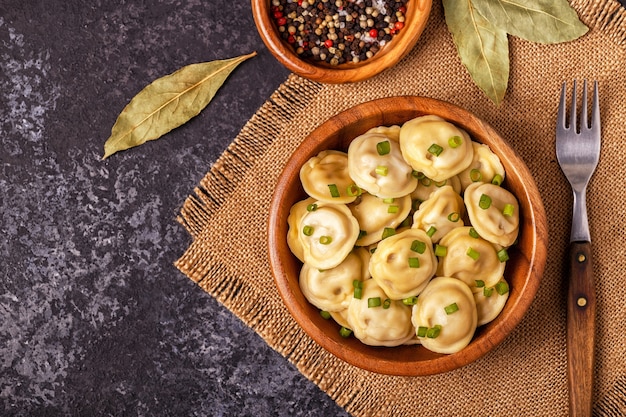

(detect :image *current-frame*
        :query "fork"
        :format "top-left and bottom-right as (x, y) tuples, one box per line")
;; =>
(556, 80), (601, 417)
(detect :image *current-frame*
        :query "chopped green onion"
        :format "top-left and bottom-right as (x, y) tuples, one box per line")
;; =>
(447, 212), (460, 222)
(382, 298), (392, 309)
(347, 184), (362, 197)
(435, 244), (447, 257)
(399, 216), (412, 228)
(483, 286), (494, 297)
(318, 269), (326, 273)
(353, 287), (363, 299)
(306, 203), (318, 212)
(497, 248), (509, 262)
(320, 310), (331, 319)
(302, 225), (314, 236)
(503, 203), (515, 217)
(368, 297), (382, 308)
(495, 281), (510, 295)
(339, 327), (352, 338)
(426, 226), (437, 237)
(376, 140), (391, 155)
(412, 170), (425, 179)
(475, 279), (485, 288)
(408, 257), (420, 268)
(388, 205), (399, 214)
(382, 197), (394, 204)
(469, 227), (480, 239)
(353, 280), (363, 289)
(444, 302), (459, 315)
(492, 174), (503, 186)
(382, 227), (395, 240)
(319, 235), (332, 245)
(428, 143), (444, 156)
(403, 296), (418, 306)
(358, 230), (367, 240)
(411, 240), (426, 254)
(417, 326), (428, 337)
(376, 165), (389, 176)
(466, 247), (480, 261)
(479, 194), (492, 209)
(420, 177), (432, 187)
(448, 135), (463, 148)
(470, 169), (482, 182)
(426, 325), (442, 339)
(434, 179), (447, 187)
(328, 183), (340, 198)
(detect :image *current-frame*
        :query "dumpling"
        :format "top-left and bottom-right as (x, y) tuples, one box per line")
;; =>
(366, 125), (401, 141)
(399, 115), (474, 182)
(437, 227), (505, 288)
(299, 247), (370, 312)
(410, 173), (462, 204)
(300, 150), (358, 204)
(412, 185), (465, 243)
(347, 279), (415, 346)
(287, 197), (316, 262)
(348, 131), (417, 198)
(464, 182), (520, 247)
(349, 192), (412, 247)
(411, 276), (478, 354)
(458, 142), (506, 191)
(298, 202), (360, 270)
(369, 228), (437, 300)
(473, 279), (510, 326)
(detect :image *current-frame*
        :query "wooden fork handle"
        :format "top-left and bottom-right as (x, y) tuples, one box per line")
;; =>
(567, 241), (596, 417)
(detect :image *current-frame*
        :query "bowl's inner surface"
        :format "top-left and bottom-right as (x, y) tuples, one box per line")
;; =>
(268, 96), (544, 375)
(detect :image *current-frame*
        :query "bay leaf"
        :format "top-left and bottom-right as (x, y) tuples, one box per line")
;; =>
(443, 0), (509, 106)
(472, 0), (588, 44)
(102, 51), (257, 159)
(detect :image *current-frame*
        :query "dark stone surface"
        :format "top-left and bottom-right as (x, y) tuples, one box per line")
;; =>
(0, 1), (349, 415)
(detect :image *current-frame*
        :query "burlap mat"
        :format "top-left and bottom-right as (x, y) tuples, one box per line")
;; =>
(175, 1), (626, 415)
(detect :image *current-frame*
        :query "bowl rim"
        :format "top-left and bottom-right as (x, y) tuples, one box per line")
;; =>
(267, 95), (548, 376)
(251, 0), (433, 83)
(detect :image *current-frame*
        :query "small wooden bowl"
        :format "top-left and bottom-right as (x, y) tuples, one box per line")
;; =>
(267, 96), (548, 376)
(251, 0), (432, 83)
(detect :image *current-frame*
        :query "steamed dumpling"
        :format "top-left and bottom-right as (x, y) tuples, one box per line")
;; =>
(369, 228), (437, 300)
(349, 193), (412, 247)
(300, 150), (357, 204)
(437, 227), (505, 288)
(399, 115), (474, 182)
(299, 247), (370, 312)
(287, 197), (316, 262)
(348, 131), (417, 198)
(298, 202), (360, 269)
(473, 278), (510, 326)
(366, 125), (401, 141)
(412, 185), (465, 243)
(347, 279), (415, 346)
(458, 142), (506, 191)
(464, 182), (520, 247)
(411, 173), (462, 204)
(411, 276), (477, 354)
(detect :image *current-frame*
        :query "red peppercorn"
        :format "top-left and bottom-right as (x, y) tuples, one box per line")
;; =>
(394, 21), (405, 31)
(398, 6), (407, 14)
(324, 39), (333, 48)
(288, 35), (296, 44)
(369, 28), (378, 38)
(273, 10), (283, 19)
(277, 17), (287, 26)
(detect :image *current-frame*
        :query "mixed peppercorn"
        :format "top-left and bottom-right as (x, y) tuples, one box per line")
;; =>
(271, 0), (409, 66)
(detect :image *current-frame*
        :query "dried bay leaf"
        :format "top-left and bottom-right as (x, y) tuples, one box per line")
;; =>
(103, 51), (257, 159)
(443, 0), (509, 106)
(472, 0), (588, 44)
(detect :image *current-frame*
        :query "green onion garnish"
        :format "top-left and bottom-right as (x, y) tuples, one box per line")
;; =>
(466, 247), (480, 261)
(408, 257), (420, 268)
(368, 297), (382, 308)
(448, 135), (462, 148)
(382, 298), (391, 309)
(447, 212), (460, 222)
(388, 205), (399, 214)
(497, 248), (509, 262)
(469, 227), (480, 238)
(428, 143), (444, 156)
(353, 280), (363, 289)
(435, 244), (447, 257)
(383, 197), (394, 204)
(411, 240), (426, 254)
(412, 170), (425, 179)
(417, 326), (428, 337)
(319, 235), (332, 245)
(420, 177), (432, 187)
(495, 281), (510, 295)
(347, 184), (362, 197)
(358, 230), (367, 240)
(426, 226), (437, 237)
(376, 141), (391, 155)
(483, 286), (494, 297)
(382, 227), (395, 240)
(403, 296), (418, 306)
(339, 327), (352, 338)
(320, 310), (331, 319)
(492, 174), (503, 186)
(376, 165), (389, 176)
(444, 302), (459, 315)
(470, 169), (482, 182)
(328, 183), (340, 198)
(475, 279), (485, 288)
(479, 194), (492, 209)
(426, 325), (442, 339)
(354, 287), (362, 299)
(503, 203), (515, 217)
(434, 180), (447, 187)
(306, 203), (318, 212)
(302, 225), (314, 236)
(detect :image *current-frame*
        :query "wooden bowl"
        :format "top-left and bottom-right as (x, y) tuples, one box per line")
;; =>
(268, 96), (548, 376)
(251, 0), (432, 83)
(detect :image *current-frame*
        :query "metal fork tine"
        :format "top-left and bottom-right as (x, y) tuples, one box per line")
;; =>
(581, 80), (588, 130)
(569, 80), (578, 131)
(558, 82), (568, 132)
(592, 80), (600, 133)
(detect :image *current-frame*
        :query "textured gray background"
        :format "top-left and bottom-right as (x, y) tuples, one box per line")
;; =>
(0, 0), (349, 415)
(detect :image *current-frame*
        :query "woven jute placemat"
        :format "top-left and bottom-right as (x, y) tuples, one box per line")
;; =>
(175, 1), (626, 415)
